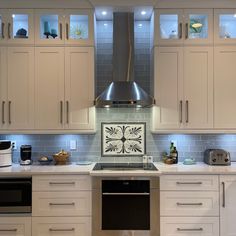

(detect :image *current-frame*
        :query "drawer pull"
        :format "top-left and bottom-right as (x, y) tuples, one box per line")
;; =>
(176, 181), (202, 185)
(177, 227), (203, 232)
(0, 229), (17, 232)
(49, 182), (75, 185)
(177, 202), (203, 206)
(102, 193), (150, 196)
(49, 202), (75, 206)
(49, 228), (75, 232)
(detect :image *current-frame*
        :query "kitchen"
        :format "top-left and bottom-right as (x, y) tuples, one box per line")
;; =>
(0, 0), (236, 235)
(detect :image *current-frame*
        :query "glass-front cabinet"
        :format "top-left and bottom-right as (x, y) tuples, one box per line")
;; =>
(35, 9), (94, 45)
(214, 9), (236, 44)
(156, 9), (213, 45)
(0, 9), (34, 44)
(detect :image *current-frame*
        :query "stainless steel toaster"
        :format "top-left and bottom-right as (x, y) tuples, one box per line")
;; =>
(204, 149), (231, 165)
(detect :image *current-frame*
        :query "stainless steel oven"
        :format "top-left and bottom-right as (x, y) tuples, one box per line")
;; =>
(92, 177), (160, 236)
(0, 178), (32, 214)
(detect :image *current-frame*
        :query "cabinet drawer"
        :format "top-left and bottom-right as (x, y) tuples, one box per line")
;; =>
(160, 191), (219, 216)
(160, 175), (219, 191)
(32, 191), (91, 216)
(0, 217), (31, 236)
(33, 175), (91, 191)
(161, 217), (219, 236)
(32, 217), (91, 236)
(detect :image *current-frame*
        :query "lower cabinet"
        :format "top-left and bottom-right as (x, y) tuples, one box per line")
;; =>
(160, 175), (219, 236)
(161, 217), (219, 236)
(220, 175), (236, 236)
(32, 217), (91, 236)
(0, 217), (31, 236)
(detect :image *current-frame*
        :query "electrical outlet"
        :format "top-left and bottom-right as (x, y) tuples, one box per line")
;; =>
(11, 141), (17, 150)
(70, 140), (77, 150)
(171, 140), (177, 148)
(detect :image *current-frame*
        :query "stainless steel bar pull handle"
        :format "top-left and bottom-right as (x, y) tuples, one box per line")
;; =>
(60, 101), (63, 124)
(49, 182), (75, 185)
(66, 23), (69, 40)
(176, 181), (202, 185)
(177, 228), (203, 232)
(178, 23), (182, 39)
(177, 202), (203, 206)
(0, 229), (17, 232)
(102, 193), (150, 196)
(186, 100), (189, 123)
(49, 228), (75, 232)
(1, 22), (5, 39)
(60, 23), (62, 40)
(49, 202), (75, 206)
(185, 23), (189, 39)
(8, 23), (11, 39)
(222, 182), (226, 208)
(66, 101), (69, 124)
(1, 101), (4, 124)
(179, 100), (183, 123)
(8, 101), (11, 124)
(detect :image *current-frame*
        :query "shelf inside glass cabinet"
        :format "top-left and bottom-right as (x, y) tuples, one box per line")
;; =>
(12, 14), (29, 39)
(40, 14), (59, 39)
(160, 14), (179, 39)
(188, 14), (208, 39)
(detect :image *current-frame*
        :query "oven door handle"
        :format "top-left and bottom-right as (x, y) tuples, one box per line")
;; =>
(102, 192), (150, 196)
(0, 181), (32, 185)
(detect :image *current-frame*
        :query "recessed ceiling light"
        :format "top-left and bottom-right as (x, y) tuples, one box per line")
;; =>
(102, 11), (107, 16)
(138, 23), (143, 27)
(12, 14), (15, 18)
(234, 14), (236, 18)
(141, 11), (146, 15)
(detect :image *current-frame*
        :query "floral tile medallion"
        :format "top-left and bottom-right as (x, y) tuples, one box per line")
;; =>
(101, 122), (146, 157)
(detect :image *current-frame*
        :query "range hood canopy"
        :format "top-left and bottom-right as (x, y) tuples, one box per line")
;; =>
(95, 12), (155, 108)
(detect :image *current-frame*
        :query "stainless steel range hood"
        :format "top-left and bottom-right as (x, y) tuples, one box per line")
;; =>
(95, 12), (155, 108)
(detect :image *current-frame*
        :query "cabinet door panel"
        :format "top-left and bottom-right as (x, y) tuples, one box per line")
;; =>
(7, 47), (34, 129)
(35, 47), (64, 129)
(0, 47), (7, 130)
(152, 47), (183, 130)
(220, 176), (236, 236)
(65, 47), (95, 131)
(184, 47), (213, 128)
(214, 47), (236, 128)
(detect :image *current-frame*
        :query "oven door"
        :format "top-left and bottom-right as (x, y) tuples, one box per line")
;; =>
(92, 177), (160, 236)
(0, 178), (32, 213)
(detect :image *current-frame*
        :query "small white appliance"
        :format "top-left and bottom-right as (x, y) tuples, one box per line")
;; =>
(0, 140), (12, 167)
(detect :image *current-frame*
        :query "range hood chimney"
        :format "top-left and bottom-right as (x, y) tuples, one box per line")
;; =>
(95, 12), (155, 108)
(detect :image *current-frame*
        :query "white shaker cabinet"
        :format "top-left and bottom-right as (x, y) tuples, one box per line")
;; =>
(0, 47), (34, 130)
(152, 47), (183, 130)
(152, 46), (213, 132)
(35, 47), (95, 132)
(65, 47), (95, 131)
(214, 47), (236, 129)
(220, 175), (236, 236)
(35, 47), (64, 130)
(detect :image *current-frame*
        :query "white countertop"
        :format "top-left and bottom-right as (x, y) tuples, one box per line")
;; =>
(1, 162), (236, 176)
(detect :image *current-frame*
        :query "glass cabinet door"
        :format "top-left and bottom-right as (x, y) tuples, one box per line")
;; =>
(156, 10), (183, 45)
(0, 11), (7, 42)
(184, 9), (213, 45)
(65, 10), (94, 45)
(8, 10), (34, 44)
(214, 9), (236, 44)
(35, 10), (64, 45)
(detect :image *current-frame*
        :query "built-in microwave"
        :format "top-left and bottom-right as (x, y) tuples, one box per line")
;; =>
(0, 178), (32, 214)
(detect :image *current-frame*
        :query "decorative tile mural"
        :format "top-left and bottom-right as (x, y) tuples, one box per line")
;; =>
(101, 122), (146, 157)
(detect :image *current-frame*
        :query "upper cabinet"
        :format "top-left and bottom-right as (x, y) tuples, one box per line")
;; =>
(214, 9), (236, 45)
(0, 9), (34, 45)
(35, 9), (94, 46)
(155, 9), (213, 46)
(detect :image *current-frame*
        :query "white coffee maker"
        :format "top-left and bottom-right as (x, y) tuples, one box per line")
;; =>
(0, 140), (12, 167)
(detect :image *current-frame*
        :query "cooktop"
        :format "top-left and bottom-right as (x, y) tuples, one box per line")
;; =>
(93, 162), (158, 171)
